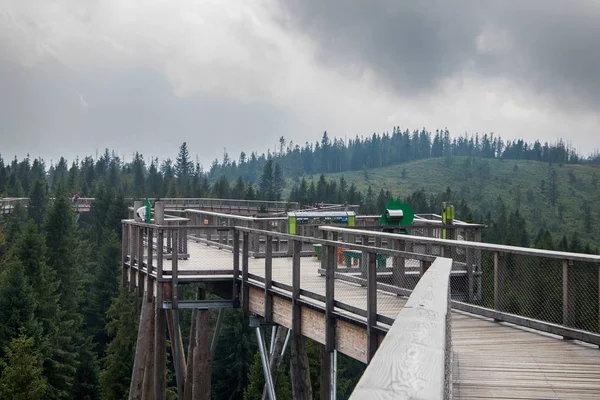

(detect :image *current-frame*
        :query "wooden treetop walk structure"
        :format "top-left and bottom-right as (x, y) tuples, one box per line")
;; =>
(121, 202), (600, 399)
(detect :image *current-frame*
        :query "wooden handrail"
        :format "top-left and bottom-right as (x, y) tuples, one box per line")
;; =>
(320, 226), (600, 263)
(350, 257), (453, 400)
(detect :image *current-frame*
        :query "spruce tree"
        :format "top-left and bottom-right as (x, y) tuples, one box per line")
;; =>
(28, 180), (48, 230)
(0, 335), (48, 400)
(99, 289), (138, 400)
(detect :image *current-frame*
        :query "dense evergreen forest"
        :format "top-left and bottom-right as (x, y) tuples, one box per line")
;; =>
(0, 130), (598, 399)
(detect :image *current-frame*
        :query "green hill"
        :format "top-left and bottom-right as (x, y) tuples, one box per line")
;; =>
(289, 157), (600, 245)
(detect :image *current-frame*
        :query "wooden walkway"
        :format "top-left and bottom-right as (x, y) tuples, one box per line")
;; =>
(156, 241), (600, 398)
(453, 311), (600, 399)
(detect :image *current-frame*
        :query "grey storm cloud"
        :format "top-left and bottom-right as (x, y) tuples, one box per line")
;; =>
(277, 0), (600, 109)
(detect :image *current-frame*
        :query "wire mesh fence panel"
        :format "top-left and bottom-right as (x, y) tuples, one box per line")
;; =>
(499, 254), (563, 325)
(570, 261), (599, 333)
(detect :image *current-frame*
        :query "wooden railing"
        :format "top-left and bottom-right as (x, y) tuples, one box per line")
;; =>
(350, 257), (453, 400)
(321, 226), (600, 345)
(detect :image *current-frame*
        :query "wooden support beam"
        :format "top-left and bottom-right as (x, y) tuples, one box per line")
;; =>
(465, 232), (474, 302)
(147, 228), (154, 301)
(137, 227), (145, 298)
(360, 234), (369, 283)
(366, 252), (378, 363)
(154, 229), (167, 399)
(193, 305), (211, 399)
(392, 239), (407, 288)
(141, 295), (156, 400)
(320, 345), (331, 400)
(242, 232), (249, 311)
(172, 230), (179, 309)
(167, 309), (186, 400)
(122, 223), (129, 288)
(129, 291), (153, 399)
(130, 225), (137, 292)
(494, 251), (505, 317)
(563, 259), (576, 332)
(265, 236), (273, 322)
(233, 230), (240, 307)
(183, 308), (196, 400)
(325, 244), (336, 353)
(290, 239), (312, 399)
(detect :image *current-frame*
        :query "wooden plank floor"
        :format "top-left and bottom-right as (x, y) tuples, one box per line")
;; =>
(452, 310), (600, 399)
(155, 241), (600, 398)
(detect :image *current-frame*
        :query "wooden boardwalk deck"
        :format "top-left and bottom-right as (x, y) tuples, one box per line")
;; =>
(156, 241), (600, 398)
(453, 311), (600, 399)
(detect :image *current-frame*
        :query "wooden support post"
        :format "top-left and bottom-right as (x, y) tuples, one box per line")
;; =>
(242, 232), (249, 312)
(494, 251), (505, 317)
(137, 227), (145, 298)
(319, 243), (336, 400)
(562, 259), (576, 331)
(392, 239), (407, 288)
(183, 308), (196, 400)
(360, 235), (369, 283)
(147, 228), (154, 301)
(130, 225), (137, 292)
(475, 230), (483, 300)
(233, 230), (240, 308)
(290, 239), (312, 399)
(253, 221), (260, 255)
(172, 229), (179, 306)
(122, 223), (129, 288)
(466, 233), (474, 302)
(366, 251), (378, 363)
(141, 295), (156, 400)
(154, 229), (166, 399)
(265, 236), (273, 322)
(292, 239), (301, 333)
(129, 291), (153, 399)
(193, 289), (211, 400)
(167, 309), (187, 400)
(325, 244), (336, 354)
(320, 345), (331, 400)
(182, 221), (188, 255)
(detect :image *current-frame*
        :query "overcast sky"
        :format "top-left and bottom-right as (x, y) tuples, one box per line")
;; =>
(1, 0), (599, 167)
